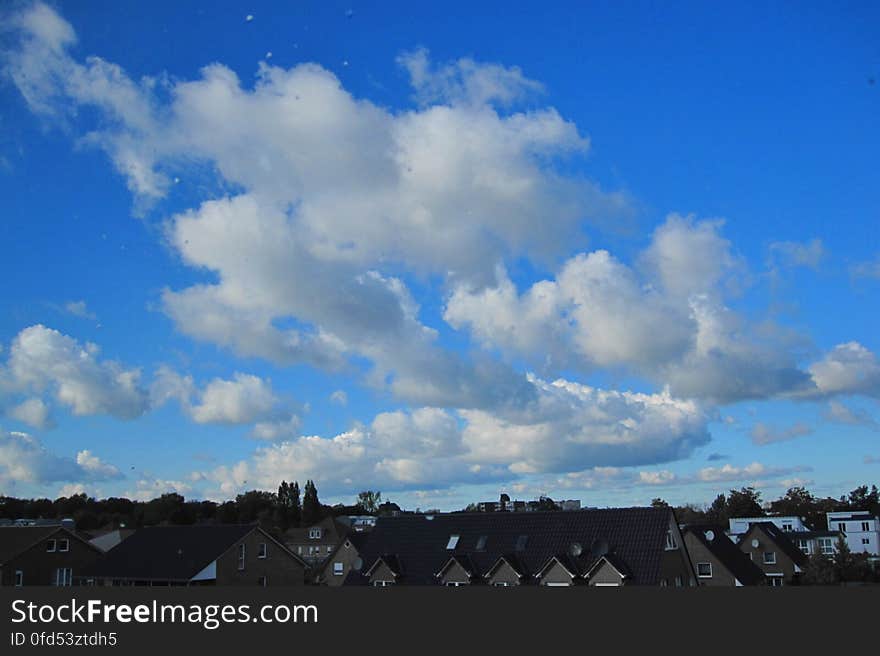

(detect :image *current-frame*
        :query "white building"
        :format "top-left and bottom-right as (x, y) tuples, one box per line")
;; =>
(728, 516), (807, 536)
(826, 511), (880, 555)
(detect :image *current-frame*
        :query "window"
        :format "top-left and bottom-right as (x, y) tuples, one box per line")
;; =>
(309, 528), (322, 539)
(327, 545), (332, 553)
(298, 546), (303, 554)
(664, 530), (676, 550)
(768, 575), (784, 587)
(238, 544), (246, 570)
(697, 563), (713, 578)
(493, 581), (511, 587)
(373, 580), (394, 587)
(54, 568), (72, 586)
(797, 540), (810, 554)
(46, 539), (56, 553)
(257, 576), (268, 587)
(445, 581), (467, 587)
(862, 522), (870, 532)
(674, 576), (683, 587)
(515, 535), (528, 551)
(58, 539), (70, 552)
(763, 551), (776, 564)
(838, 523), (846, 533)
(257, 543), (267, 559)
(818, 538), (834, 555)
(333, 562), (344, 576)
(862, 538), (870, 545)
(15, 570), (23, 587)
(475, 535), (487, 551)
(782, 522), (792, 532)
(446, 534), (460, 550)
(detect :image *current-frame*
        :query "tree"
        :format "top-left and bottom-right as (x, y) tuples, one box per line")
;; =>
(651, 498), (669, 508)
(356, 490), (382, 514)
(535, 495), (558, 511)
(801, 552), (837, 585)
(725, 487), (764, 519)
(301, 480), (322, 526)
(499, 493), (510, 512)
(769, 486), (819, 528)
(705, 493), (728, 524)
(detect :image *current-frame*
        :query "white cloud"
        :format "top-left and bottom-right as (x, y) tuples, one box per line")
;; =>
(124, 478), (195, 502)
(2, 325), (149, 419)
(696, 461), (810, 483)
(850, 255), (880, 280)
(807, 342), (880, 398)
(189, 373), (278, 425)
(7, 397), (54, 429)
(768, 238), (825, 270)
(750, 421), (813, 446)
(823, 400), (878, 428)
(329, 390), (348, 405)
(0, 430), (121, 493)
(250, 415), (302, 441)
(63, 300), (97, 320)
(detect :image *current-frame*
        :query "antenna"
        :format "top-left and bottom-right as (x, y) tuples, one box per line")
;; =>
(705, 530), (715, 542)
(569, 542), (583, 557)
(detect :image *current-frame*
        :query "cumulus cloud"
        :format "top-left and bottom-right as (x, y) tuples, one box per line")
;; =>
(7, 397), (54, 429)
(750, 421), (813, 446)
(0, 430), (121, 492)
(807, 342), (880, 398)
(1, 325), (149, 419)
(63, 300), (97, 320)
(188, 373), (278, 425)
(823, 400), (878, 428)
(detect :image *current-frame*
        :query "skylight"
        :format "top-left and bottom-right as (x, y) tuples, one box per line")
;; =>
(515, 535), (528, 551)
(446, 534), (460, 550)
(475, 535), (487, 551)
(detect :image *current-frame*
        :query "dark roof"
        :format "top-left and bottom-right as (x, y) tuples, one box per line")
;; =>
(790, 530), (840, 540)
(830, 514), (874, 521)
(346, 507), (675, 585)
(0, 526), (87, 565)
(740, 522), (808, 566)
(684, 524), (765, 585)
(284, 516), (350, 544)
(82, 525), (262, 581)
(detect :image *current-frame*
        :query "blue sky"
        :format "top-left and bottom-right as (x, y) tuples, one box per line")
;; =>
(1, 1), (878, 510)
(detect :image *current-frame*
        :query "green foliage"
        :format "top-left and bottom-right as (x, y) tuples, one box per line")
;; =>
(356, 490), (382, 514)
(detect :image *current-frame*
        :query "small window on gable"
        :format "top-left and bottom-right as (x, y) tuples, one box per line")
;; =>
(515, 535), (528, 551)
(333, 562), (344, 575)
(309, 528), (322, 539)
(664, 531), (676, 550)
(15, 570), (23, 587)
(58, 539), (69, 552)
(697, 562), (712, 578)
(446, 534), (460, 550)
(475, 535), (487, 551)
(763, 551), (776, 565)
(46, 539), (57, 552)
(238, 543), (246, 570)
(258, 543), (267, 559)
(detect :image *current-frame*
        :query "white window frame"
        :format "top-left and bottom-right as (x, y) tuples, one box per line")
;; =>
(697, 562), (713, 578)
(333, 562), (344, 576)
(664, 531), (676, 550)
(782, 523), (792, 532)
(492, 581), (511, 587)
(838, 523), (846, 533)
(54, 568), (72, 587)
(674, 576), (683, 587)
(309, 528), (322, 539)
(15, 570), (24, 587)
(543, 582), (571, 587)
(862, 521), (870, 532)
(258, 575), (268, 587)
(46, 539), (56, 553)
(58, 539), (69, 553)
(767, 573), (784, 587)
(372, 580), (394, 587)
(818, 538), (834, 555)
(763, 551), (776, 565)
(238, 543), (246, 570)
(257, 543), (267, 559)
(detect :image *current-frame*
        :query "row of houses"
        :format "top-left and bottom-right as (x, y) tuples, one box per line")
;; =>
(2, 507), (877, 587)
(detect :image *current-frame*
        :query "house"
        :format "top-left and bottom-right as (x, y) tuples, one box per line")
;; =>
(826, 511), (880, 555)
(736, 522), (808, 586)
(728, 515), (808, 536)
(345, 507), (696, 587)
(284, 516), (351, 566)
(317, 531), (371, 586)
(682, 525), (765, 586)
(0, 526), (103, 586)
(790, 530), (840, 557)
(82, 525), (306, 586)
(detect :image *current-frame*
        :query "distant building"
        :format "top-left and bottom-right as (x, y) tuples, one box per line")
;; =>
(345, 507), (696, 587)
(83, 525), (306, 586)
(317, 532), (371, 586)
(284, 516), (351, 566)
(728, 516), (808, 536)
(826, 511), (880, 555)
(0, 526), (103, 586)
(736, 522), (808, 586)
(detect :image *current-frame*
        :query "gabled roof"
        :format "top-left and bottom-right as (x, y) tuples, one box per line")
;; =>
(346, 507), (675, 585)
(284, 516), (350, 544)
(684, 524), (765, 585)
(83, 525), (295, 581)
(364, 553), (403, 578)
(0, 526), (97, 565)
(483, 553), (528, 580)
(435, 554), (478, 579)
(739, 522), (808, 566)
(583, 552), (632, 581)
(534, 553), (579, 579)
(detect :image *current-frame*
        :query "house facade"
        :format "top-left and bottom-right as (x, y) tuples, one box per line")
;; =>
(284, 516), (351, 567)
(682, 525), (765, 586)
(737, 522), (807, 586)
(0, 526), (103, 587)
(826, 511), (880, 555)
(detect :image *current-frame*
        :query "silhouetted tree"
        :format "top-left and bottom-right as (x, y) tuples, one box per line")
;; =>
(301, 480), (322, 526)
(356, 490), (382, 514)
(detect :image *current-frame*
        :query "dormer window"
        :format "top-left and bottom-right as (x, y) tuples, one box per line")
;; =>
(309, 528), (322, 539)
(446, 534), (460, 550)
(475, 535), (487, 551)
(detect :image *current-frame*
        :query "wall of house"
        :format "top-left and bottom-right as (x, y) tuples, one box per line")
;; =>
(321, 541), (361, 587)
(538, 561), (574, 586)
(439, 561), (471, 585)
(486, 562), (522, 586)
(737, 528), (799, 585)
(587, 561), (624, 586)
(216, 530), (305, 586)
(368, 561), (397, 585)
(682, 533), (737, 587)
(659, 519), (696, 586)
(1, 530), (101, 586)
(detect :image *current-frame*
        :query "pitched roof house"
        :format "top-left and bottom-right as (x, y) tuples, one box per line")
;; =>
(737, 521), (809, 586)
(284, 516), (352, 567)
(0, 526), (103, 586)
(82, 525), (307, 586)
(682, 524), (765, 586)
(345, 507), (696, 587)
(317, 531), (371, 586)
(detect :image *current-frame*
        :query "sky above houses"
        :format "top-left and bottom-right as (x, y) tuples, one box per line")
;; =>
(1, 1), (878, 510)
